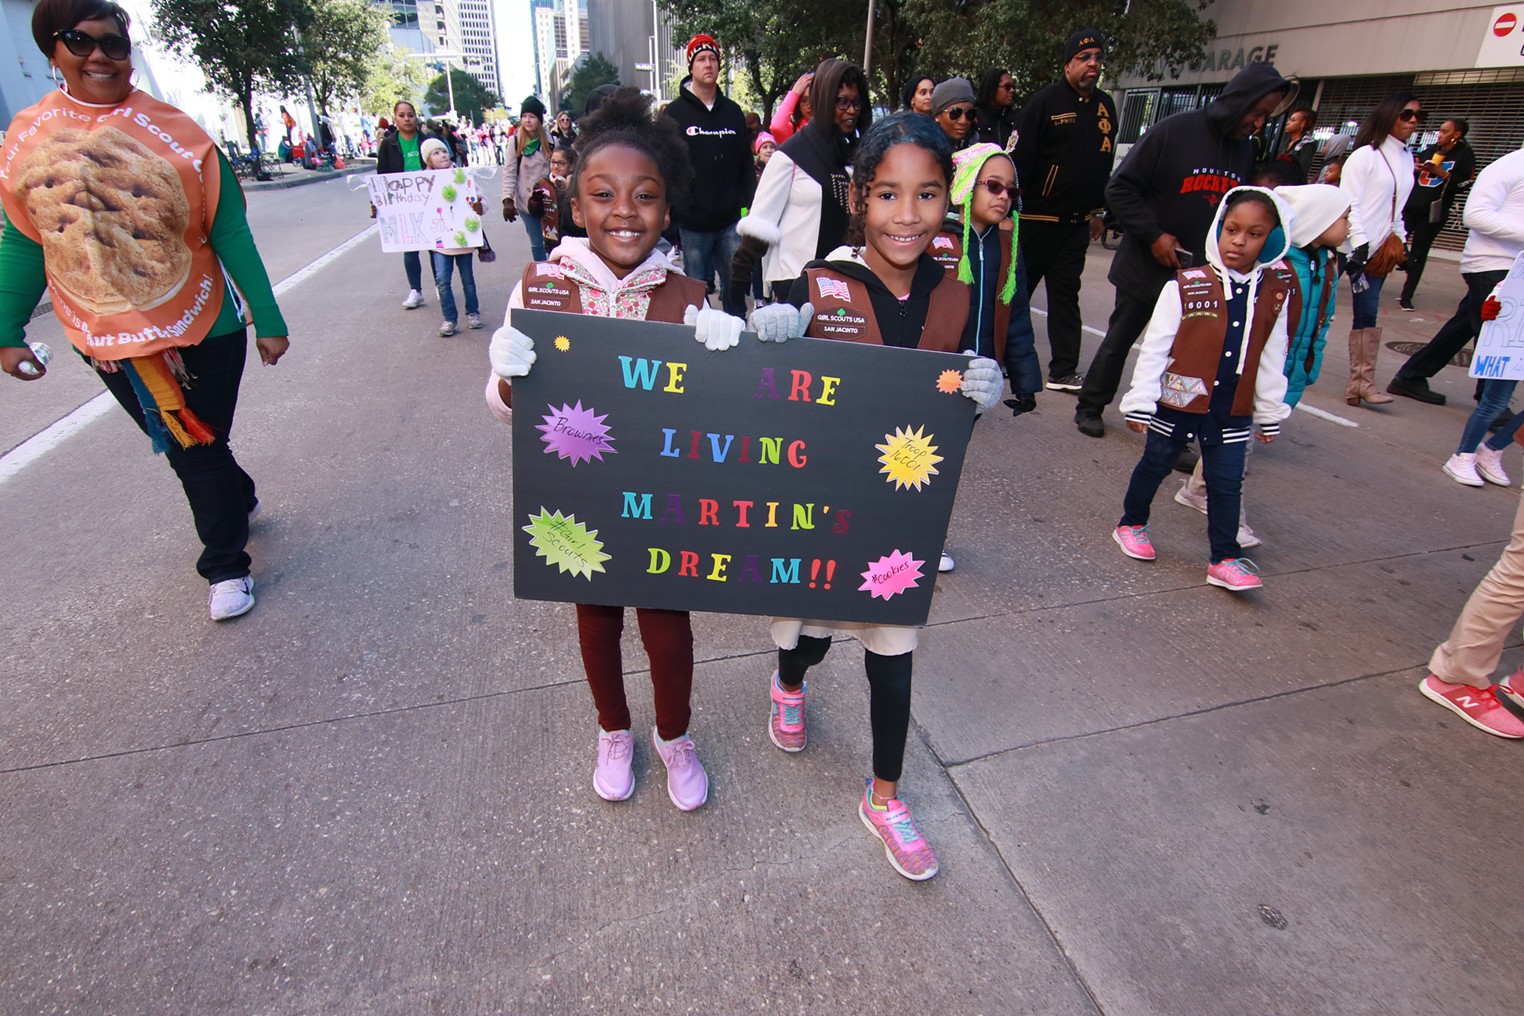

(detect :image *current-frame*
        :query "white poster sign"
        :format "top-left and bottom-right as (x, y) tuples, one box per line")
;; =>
(1470, 253), (1524, 380)
(1476, 5), (1524, 68)
(366, 168), (485, 253)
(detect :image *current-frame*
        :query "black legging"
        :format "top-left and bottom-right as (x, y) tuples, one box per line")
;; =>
(778, 634), (914, 781)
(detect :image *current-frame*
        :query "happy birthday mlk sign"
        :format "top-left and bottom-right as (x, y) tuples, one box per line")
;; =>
(366, 168), (483, 253)
(510, 309), (977, 625)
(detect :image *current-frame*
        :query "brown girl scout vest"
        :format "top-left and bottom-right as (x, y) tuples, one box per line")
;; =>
(801, 265), (969, 352)
(518, 261), (708, 324)
(1165, 265), (1295, 416)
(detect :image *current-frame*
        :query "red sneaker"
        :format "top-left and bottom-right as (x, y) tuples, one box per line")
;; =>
(1419, 675), (1524, 739)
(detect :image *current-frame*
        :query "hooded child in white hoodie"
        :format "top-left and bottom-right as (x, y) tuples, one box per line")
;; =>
(1112, 185), (1294, 592)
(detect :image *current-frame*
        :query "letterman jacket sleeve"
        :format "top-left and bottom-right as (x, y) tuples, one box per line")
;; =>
(1119, 281), (1183, 424)
(1253, 302), (1293, 434)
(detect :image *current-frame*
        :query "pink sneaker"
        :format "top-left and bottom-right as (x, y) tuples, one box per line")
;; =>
(1113, 524), (1156, 561)
(769, 671), (807, 752)
(1206, 557), (1262, 591)
(593, 728), (635, 801)
(652, 728), (709, 811)
(1420, 675), (1524, 739)
(859, 779), (939, 881)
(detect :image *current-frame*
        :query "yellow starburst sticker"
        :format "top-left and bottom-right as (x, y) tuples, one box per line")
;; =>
(935, 369), (963, 394)
(876, 425), (943, 491)
(554, 334), (571, 352)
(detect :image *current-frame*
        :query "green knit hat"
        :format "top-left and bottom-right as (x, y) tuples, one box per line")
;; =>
(950, 143), (1019, 305)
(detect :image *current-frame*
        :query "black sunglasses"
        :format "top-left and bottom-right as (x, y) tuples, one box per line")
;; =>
(54, 29), (132, 62)
(943, 106), (974, 121)
(1397, 109), (1426, 123)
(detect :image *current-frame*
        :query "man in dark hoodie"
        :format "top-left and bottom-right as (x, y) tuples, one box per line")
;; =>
(1074, 62), (1293, 438)
(661, 33), (756, 308)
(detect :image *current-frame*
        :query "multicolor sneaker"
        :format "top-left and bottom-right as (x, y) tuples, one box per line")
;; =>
(1113, 524), (1156, 561)
(768, 671), (807, 752)
(467, 313), (483, 330)
(652, 728), (708, 811)
(1420, 675), (1524, 739)
(593, 728), (635, 801)
(859, 780), (938, 881)
(1206, 557), (1262, 591)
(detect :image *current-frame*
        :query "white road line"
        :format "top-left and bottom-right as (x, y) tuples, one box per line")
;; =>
(0, 224), (378, 486)
(1295, 403), (1361, 428)
(1027, 306), (1364, 428)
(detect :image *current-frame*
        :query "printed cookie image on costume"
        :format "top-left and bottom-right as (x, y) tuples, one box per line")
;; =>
(16, 127), (192, 315)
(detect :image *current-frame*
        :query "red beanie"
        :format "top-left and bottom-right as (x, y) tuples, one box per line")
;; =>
(686, 34), (720, 68)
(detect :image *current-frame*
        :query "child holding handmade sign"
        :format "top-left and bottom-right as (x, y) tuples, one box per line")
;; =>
(421, 138), (484, 336)
(485, 88), (747, 812)
(747, 112), (1003, 881)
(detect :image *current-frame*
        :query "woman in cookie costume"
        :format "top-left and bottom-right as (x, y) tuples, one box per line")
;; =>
(746, 113), (1003, 881)
(0, 0), (289, 622)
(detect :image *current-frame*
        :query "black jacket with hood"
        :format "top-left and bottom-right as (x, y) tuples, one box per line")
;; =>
(661, 79), (756, 231)
(1104, 62), (1292, 295)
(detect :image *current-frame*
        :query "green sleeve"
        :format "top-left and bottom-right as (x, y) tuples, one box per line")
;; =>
(0, 204), (48, 349)
(209, 150), (288, 337)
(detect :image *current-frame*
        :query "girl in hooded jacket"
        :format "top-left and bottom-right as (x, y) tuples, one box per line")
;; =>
(1112, 186), (1295, 592)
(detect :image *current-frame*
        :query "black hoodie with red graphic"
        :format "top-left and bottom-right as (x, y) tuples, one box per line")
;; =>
(1104, 62), (1293, 295)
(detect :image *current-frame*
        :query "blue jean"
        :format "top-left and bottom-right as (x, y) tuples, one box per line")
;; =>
(402, 250), (422, 291)
(431, 251), (479, 323)
(1349, 273), (1385, 329)
(1461, 379), (1519, 453)
(1121, 429), (1248, 563)
(522, 213), (546, 261)
(680, 224), (741, 308)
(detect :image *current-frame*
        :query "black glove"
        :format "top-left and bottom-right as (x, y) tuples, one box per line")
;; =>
(725, 234), (768, 318)
(503, 198), (517, 223)
(1345, 242), (1369, 280)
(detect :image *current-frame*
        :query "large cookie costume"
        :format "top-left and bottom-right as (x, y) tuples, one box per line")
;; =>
(0, 89), (227, 359)
(16, 127), (192, 315)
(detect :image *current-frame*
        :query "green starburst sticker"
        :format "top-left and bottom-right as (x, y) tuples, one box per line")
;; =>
(522, 508), (611, 579)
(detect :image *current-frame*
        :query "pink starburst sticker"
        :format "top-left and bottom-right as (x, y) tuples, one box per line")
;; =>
(536, 401), (617, 466)
(858, 549), (925, 601)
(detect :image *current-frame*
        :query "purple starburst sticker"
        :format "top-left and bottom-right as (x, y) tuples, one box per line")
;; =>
(858, 550), (925, 601)
(537, 401), (617, 466)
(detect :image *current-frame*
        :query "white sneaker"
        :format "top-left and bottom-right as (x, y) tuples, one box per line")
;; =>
(1173, 480), (1209, 514)
(1443, 453), (1485, 488)
(1475, 444), (1511, 486)
(402, 289), (425, 309)
(208, 576), (255, 620)
(938, 551), (955, 573)
(247, 500), (263, 525)
(1237, 524), (1262, 549)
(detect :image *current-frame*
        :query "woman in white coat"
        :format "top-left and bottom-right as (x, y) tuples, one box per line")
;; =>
(501, 95), (554, 262)
(727, 58), (870, 316)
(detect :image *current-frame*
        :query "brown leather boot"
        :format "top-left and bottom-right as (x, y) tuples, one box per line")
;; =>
(1361, 327), (1393, 404)
(1345, 328), (1368, 405)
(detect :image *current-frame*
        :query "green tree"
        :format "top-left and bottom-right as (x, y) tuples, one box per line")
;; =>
(423, 68), (501, 122)
(302, 0), (391, 118)
(559, 52), (621, 116)
(150, 0), (308, 152)
(361, 43), (431, 118)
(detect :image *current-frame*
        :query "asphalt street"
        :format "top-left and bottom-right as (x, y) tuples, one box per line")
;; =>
(1, 168), (1519, 1015)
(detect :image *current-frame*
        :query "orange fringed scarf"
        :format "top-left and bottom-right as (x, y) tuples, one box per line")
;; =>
(105, 350), (218, 453)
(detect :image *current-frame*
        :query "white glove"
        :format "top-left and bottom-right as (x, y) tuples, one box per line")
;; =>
(749, 301), (815, 342)
(683, 304), (744, 351)
(489, 324), (536, 379)
(959, 354), (1002, 414)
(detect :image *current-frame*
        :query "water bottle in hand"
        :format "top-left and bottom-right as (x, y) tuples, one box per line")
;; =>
(18, 342), (50, 377)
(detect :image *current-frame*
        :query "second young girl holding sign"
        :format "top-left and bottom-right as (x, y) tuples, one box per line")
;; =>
(485, 89), (746, 812)
(421, 137), (483, 336)
(749, 112), (1003, 880)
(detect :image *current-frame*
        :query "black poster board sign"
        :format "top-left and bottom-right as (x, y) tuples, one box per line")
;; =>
(510, 309), (976, 626)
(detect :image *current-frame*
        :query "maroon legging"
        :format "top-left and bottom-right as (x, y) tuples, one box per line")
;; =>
(575, 604), (694, 740)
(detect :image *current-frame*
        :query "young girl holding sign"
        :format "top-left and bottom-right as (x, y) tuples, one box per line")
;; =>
(485, 89), (746, 812)
(421, 138), (484, 336)
(748, 112), (1003, 880)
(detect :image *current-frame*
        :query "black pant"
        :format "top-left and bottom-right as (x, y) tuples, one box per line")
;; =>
(778, 635), (913, 782)
(96, 329), (257, 583)
(1399, 209), (1446, 303)
(1020, 220), (1091, 379)
(1077, 278), (1167, 416)
(1394, 269), (1510, 383)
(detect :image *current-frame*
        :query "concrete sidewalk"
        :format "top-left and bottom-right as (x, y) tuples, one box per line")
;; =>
(1, 203), (1518, 1014)
(240, 158), (378, 192)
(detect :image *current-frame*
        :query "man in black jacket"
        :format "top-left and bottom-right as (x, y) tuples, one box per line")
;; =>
(1074, 61), (1293, 438)
(1013, 28), (1117, 393)
(1398, 117), (1476, 311)
(661, 33), (755, 309)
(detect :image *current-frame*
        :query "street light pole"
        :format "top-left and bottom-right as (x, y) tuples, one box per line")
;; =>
(863, 1), (875, 80)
